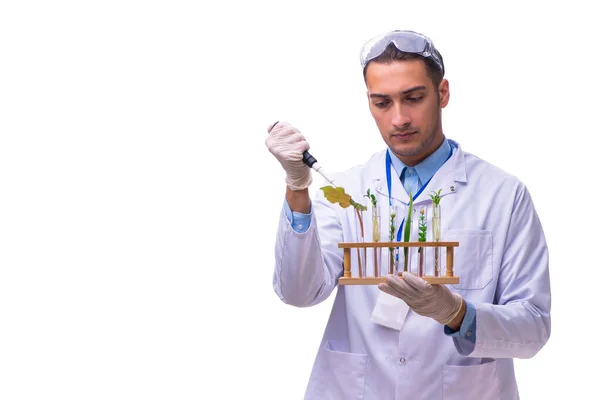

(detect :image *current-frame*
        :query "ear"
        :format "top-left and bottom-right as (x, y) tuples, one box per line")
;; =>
(438, 79), (450, 108)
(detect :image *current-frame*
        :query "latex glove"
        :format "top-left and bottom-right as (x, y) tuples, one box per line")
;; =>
(265, 121), (312, 191)
(378, 272), (463, 326)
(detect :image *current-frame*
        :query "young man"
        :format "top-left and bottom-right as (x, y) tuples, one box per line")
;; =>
(265, 30), (550, 399)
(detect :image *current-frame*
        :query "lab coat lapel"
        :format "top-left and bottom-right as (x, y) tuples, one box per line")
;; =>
(366, 151), (410, 207)
(415, 140), (467, 203)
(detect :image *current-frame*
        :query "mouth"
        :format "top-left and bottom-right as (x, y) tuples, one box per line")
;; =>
(391, 131), (417, 140)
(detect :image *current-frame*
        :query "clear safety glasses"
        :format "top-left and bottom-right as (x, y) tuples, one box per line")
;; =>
(359, 30), (444, 74)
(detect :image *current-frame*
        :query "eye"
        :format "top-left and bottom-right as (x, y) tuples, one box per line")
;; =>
(374, 100), (390, 109)
(406, 96), (423, 103)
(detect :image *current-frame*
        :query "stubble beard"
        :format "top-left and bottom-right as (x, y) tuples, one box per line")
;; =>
(393, 132), (433, 157)
(390, 114), (441, 159)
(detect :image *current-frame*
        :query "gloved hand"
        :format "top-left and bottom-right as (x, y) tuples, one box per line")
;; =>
(265, 121), (312, 191)
(378, 272), (464, 326)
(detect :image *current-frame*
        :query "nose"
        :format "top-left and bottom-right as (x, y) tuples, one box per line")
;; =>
(391, 103), (411, 128)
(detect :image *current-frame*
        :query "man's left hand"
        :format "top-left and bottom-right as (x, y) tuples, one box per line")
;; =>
(379, 272), (464, 326)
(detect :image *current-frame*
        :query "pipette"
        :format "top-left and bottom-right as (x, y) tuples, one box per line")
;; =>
(269, 122), (337, 187)
(301, 150), (336, 187)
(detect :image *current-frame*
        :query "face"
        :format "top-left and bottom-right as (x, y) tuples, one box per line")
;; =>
(365, 59), (449, 166)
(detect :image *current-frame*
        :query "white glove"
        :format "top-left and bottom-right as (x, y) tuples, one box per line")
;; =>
(378, 272), (464, 326)
(265, 121), (312, 191)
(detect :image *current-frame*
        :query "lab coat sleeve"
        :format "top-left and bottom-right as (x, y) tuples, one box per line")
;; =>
(467, 184), (551, 359)
(272, 188), (344, 307)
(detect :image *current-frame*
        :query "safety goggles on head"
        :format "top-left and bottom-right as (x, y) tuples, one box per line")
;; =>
(359, 30), (444, 75)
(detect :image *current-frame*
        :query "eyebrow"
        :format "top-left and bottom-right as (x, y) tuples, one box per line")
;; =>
(369, 85), (427, 99)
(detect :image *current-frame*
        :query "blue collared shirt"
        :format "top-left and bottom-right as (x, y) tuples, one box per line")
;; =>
(282, 138), (476, 350)
(388, 137), (452, 196)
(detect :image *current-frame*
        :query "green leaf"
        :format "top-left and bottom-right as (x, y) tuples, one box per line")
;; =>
(321, 186), (368, 211)
(321, 186), (353, 208)
(429, 189), (443, 205)
(364, 188), (377, 207)
(402, 192), (414, 270)
(403, 192), (413, 243)
(350, 198), (367, 211)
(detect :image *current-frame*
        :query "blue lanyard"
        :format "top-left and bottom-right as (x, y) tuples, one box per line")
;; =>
(385, 148), (453, 241)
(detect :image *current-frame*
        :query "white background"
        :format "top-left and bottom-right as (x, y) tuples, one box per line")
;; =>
(0, 1), (597, 399)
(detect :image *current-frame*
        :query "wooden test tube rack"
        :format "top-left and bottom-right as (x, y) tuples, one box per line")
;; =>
(338, 241), (460, 285)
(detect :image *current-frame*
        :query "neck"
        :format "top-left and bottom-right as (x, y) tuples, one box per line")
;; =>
(395, 133), (444, 166)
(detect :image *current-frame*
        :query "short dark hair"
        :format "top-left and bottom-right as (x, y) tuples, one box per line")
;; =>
(362, 43), (444, 87)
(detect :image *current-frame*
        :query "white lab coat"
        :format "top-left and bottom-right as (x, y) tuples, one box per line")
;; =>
(272, 140), (551, 400)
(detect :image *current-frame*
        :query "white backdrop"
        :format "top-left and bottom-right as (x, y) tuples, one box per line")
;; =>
(0, 1), (597, 399)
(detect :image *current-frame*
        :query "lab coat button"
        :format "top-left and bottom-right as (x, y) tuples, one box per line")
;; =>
(399, 358), (406, 364)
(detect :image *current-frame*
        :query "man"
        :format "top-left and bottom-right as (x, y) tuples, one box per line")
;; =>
(265, 30), (550, 399)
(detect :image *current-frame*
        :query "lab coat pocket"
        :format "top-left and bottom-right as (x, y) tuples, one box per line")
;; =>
(442, 359), (499, 400)
(312, 340), (367, 400)
(444, 230), (493, 290)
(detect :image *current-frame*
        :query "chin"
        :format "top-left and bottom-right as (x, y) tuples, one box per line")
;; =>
(390, 144), (421, 158)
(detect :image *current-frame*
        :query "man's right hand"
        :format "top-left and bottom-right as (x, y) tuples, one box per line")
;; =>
(265, 121), (312, 191)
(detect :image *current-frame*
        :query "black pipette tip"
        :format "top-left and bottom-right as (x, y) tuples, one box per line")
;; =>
(302, 151), (317, 168)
